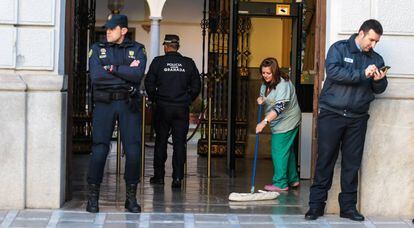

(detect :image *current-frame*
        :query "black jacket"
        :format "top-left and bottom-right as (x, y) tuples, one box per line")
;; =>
(145, 52), (201, 106)
(319, 34), (388, 117)
(89, 38), (147, 89)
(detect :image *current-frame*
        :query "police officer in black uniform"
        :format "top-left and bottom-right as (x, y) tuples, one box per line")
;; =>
(86, 14), (146, 213)
(145, 34), (201, 188)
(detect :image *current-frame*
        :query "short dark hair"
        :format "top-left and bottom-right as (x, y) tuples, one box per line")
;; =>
(359, 19), (383, 35)
(166, 43), (180, 50)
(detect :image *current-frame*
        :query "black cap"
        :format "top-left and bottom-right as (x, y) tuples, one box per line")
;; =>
(104, 14), (128, 29)
(163, 34), (180, 45)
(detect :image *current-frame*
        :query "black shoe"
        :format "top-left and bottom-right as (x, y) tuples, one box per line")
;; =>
(150, 176), (164, 185)
(340, 209), (365, 221)
(304, 208), (324, 220)
(125, 184), (141, 213)
(86, 184), (100, 213)
(171, 178), (182, 188)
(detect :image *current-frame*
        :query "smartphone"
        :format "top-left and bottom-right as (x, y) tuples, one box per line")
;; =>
(380, 66), (391, 72)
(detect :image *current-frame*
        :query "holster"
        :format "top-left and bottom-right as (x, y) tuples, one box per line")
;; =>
(127, 94), (142, 113)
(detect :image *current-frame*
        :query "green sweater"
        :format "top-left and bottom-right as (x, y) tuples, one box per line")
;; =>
(260, 80), (301, 134)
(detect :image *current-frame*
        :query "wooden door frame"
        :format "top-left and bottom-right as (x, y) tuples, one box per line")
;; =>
(311, 0), (326, 179)
(64, 0), (75, 201)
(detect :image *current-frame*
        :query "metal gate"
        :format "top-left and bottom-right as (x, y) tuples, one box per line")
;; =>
(71, 0), (96, 154)
(64, 0), (96, 200)
(197, 0), (252, 158)
(197, 0), (310, 174)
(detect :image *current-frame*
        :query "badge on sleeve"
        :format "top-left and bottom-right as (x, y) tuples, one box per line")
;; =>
(88, 49), (93, 58)
(99, 48), (107, 59)
(128, 50), (135, 59)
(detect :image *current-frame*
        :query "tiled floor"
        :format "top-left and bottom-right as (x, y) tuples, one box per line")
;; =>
(0, 210), (413, 227)
(64, 135), (310, 214)
(1, 135), (413, 227)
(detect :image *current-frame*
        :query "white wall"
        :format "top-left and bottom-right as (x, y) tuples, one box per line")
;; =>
(0, 0), (66, 209)
(325, 0), (414, 217)
(0, 0), (65, 75)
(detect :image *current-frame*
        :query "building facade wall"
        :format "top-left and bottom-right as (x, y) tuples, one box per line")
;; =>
(0, 0), (66, 209)
(325, 0), (414, 217)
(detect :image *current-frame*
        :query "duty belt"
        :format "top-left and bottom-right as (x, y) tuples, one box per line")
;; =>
(110, 92), (129, 100)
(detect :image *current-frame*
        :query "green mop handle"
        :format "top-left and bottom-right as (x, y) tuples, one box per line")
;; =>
(250, 104), (263, 193)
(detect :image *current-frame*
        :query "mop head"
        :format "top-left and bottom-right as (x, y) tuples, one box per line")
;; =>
(228, 190), (280, 202)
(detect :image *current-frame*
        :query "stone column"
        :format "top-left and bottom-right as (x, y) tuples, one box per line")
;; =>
(0, 74), (27, 209)
(22, 75), (66, 208)
(149, 17), (161, 63)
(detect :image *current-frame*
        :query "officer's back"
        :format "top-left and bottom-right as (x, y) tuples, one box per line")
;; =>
(145, 34), (201, 188)
(145, 35), (200, 107)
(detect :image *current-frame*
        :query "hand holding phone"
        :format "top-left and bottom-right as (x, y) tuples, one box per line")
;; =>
(380, 66), (391, 73)
(373, 65), (389, 81)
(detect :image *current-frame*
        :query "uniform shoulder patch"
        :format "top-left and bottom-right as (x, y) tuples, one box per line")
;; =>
(88, 49), (93, 58)
(141, 47), (146, 55)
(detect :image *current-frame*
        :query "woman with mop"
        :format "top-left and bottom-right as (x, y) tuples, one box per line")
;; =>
(256, 57), (301, 192)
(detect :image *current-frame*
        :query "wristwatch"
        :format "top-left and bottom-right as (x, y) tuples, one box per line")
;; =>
(264, 118), (269, 124)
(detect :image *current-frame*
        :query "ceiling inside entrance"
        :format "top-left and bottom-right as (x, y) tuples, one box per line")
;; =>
(95, 0), (204, 23)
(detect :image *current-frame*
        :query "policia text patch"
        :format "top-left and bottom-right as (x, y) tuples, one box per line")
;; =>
(164, 63), (186, 72)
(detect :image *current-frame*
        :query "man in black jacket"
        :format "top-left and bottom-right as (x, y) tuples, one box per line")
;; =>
(305, 19), (388, 221)
(86, 14), (146, 213)
(145, 34), (201, 188)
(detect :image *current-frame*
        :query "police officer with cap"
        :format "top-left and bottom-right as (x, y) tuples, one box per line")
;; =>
(145, 34), (201, 188)
(86, 14), (146, 213)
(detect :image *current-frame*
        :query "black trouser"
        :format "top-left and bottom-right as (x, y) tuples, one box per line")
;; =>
(87, 100), (142, 185)
(309, 109), (369, 211)
(153, 104), (189, 180)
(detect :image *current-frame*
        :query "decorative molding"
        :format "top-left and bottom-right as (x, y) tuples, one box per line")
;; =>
(0, 0), (18, 24)
(0, 73), (27, 91)
(0, 26), (16, 69)
(20, 74), (64, 91)
(16, 28), (55, 70)
(375, 77), (414, 100)
(141, 24), (151, 33)
(18, 0), (55, 26)
(338, 0), (371, 34)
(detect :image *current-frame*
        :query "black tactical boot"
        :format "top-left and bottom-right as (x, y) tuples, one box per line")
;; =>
(125, 184), (141, 213)
(86, 184), (100, 213)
